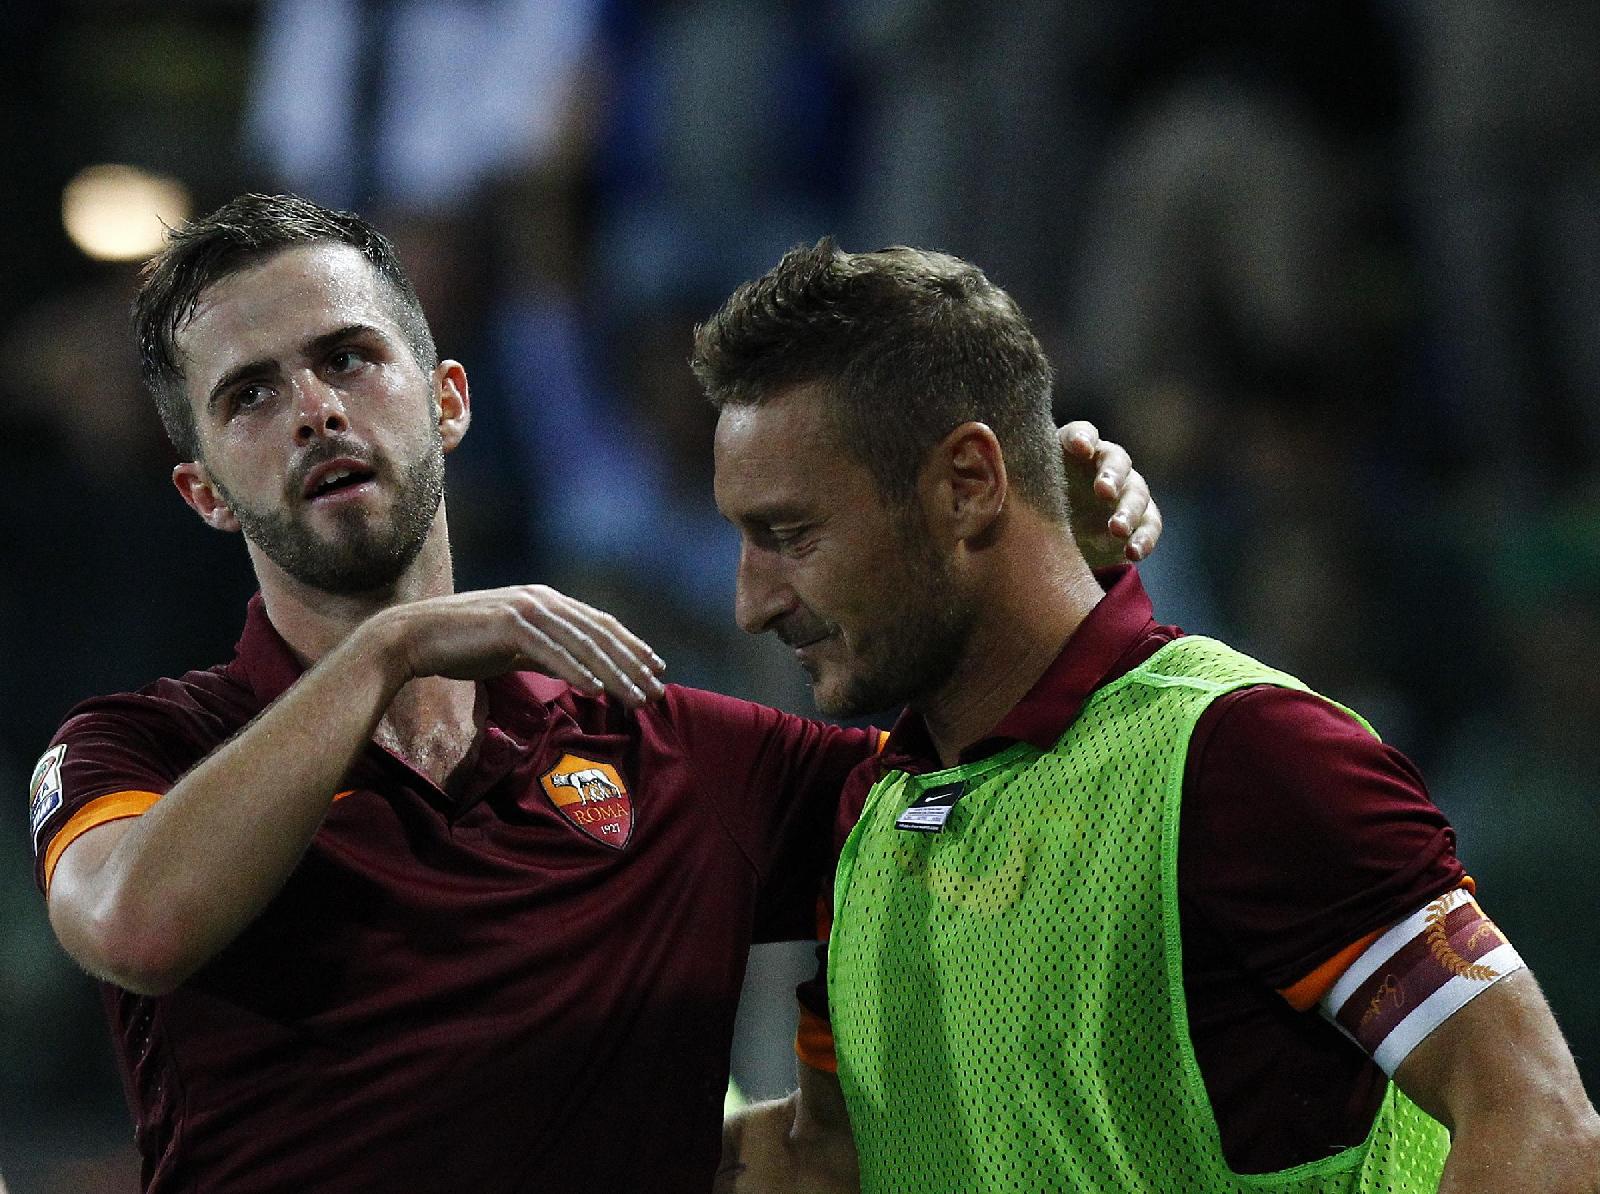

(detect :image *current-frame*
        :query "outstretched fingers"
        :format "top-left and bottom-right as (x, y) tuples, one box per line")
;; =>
(511, 587), (666, 706)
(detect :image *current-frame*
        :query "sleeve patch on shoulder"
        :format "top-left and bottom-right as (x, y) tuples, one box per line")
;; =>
(28, 745), (67, 855)
(1320, 887), (1525, 1074)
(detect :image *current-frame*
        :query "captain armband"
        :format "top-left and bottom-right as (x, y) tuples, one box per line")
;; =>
(1319, 887), (1525, 1075)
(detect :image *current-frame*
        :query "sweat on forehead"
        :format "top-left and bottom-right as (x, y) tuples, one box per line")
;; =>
(177, 245), (392, 363)
(183, 244), (370, 337)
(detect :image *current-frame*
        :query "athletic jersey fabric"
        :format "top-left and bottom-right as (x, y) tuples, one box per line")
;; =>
(34, 595), (877, 1193)
(828, 634), (1449, 1192)
(801, 567), (1466, 1172)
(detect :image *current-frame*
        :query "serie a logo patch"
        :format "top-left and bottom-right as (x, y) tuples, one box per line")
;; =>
(539, 754), (633, 849)
(29, 744), (66, 855)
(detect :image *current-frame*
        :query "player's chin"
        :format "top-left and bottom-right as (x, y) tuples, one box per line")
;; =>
(806, 669), (853, 718)
(809, 668), (885, 721)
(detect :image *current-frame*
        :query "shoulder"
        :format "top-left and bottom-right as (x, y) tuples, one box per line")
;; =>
(496, 673), (840, 742)
(827, 743), (897, 854)
(1183, 683), (1444, 853)
(1179, 683), (1464, 986)
(42, 666), (260, 805)
(506, 678), (880, 787)
(43, 665), (262, 807)
(655, 684), (877, 759)
(648, 688), (881, 837)
(31, 666), (258, 892)
(838, 751), (887, 819)
(1193, 679), (1368, 736)
(55, 664), (260, 751)
(1187, 683), (1419, 795)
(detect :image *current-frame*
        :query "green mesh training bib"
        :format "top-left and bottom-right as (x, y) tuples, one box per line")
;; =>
(829, 636), (1449, 1193)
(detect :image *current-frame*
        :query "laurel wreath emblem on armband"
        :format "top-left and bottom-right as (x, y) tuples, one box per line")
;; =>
(1424, 895), (1500, 982)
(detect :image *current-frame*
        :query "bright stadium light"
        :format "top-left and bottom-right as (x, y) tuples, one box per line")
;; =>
(62, 163), (191, 262)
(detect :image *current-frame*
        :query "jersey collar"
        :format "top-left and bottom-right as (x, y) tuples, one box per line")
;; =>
(230, 593), (303, 705)
(879, 566), (1177, 772)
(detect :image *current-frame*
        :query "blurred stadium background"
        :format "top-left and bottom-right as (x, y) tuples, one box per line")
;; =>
(2, 1), (1597, 1189)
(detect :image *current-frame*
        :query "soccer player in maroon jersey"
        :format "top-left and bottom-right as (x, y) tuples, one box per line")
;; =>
(29, 194), (1160, 1192)
(701, 241), (1600, 1192)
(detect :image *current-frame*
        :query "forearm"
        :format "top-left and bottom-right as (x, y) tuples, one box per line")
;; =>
(1396, 970), (1600, 1194)
(1438, 1110), (1600, 1193)
(59, 615), (410, 990)
(49, 582), (666, 992)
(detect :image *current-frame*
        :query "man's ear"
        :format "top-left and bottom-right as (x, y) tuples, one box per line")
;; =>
(435, 360), (470, 452)
(923, 421), (1008, 543)
(172, 462), (241, 532)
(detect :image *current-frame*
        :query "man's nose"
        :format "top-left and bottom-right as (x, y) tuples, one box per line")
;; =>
(293, 378), (349, 443)
(733, 541), (789, 636)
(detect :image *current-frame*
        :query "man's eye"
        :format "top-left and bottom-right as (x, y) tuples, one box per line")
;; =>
(231, 384), (272, 413)
(327, 347), (366, 373)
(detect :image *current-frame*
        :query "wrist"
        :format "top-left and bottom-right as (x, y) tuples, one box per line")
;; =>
(340, 607), (417, 695)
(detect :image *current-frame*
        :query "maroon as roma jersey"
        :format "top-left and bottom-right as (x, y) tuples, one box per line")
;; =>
(32, 596), (877, 1193)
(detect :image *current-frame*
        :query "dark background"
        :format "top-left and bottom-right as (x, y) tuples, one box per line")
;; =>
(3, 1), (1598, 1188)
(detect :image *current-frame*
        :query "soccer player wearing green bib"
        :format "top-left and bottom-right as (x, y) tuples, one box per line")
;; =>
(701, 241), (1600, 1193)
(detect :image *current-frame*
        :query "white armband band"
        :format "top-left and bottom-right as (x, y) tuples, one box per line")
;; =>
(1319, 887), (1525, 1075)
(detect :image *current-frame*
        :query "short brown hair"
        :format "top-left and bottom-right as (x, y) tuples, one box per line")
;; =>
(692, 239), (1066, 519)
(134, 192), (438, 458)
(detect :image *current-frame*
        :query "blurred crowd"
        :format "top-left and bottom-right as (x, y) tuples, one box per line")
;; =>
(2, 1), (1597, 1188)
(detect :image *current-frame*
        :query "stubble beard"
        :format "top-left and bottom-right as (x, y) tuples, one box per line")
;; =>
(814, 516), (976, 720)
(214, 436), (446, 596)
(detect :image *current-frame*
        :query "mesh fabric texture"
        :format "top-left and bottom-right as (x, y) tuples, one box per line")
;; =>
(829, 636), (1450, 1193)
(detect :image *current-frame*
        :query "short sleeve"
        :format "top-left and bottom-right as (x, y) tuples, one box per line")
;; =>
(1179, 685), (1467, 997)
(661, 685), (880, 942)
(29, 699), (188, 893)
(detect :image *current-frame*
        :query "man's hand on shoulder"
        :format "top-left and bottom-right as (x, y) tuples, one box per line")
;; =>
(367, 584), (666, 705)
(1059, 420), (1162, 567)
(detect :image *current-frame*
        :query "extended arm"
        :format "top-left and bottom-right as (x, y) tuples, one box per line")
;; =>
(1394, 970), (1600, 1193)
(47, 586), (663, 995)
(716, 1061), (859, 1194)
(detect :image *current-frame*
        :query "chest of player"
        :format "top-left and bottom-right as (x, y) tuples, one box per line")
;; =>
(826, 637), (1434, 1194)
(188, 719), (758, 1028)
(831, 722), (1180, 1048)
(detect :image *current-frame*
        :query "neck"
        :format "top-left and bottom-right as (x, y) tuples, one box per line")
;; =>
(251, 510), (480, 787)
(252, 511), (457, 666)
(917, 526), (1103, 768)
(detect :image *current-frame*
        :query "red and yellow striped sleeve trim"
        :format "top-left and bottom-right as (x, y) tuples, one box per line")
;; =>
(42, 787), (358, 891)
(43, 790), (161, 891)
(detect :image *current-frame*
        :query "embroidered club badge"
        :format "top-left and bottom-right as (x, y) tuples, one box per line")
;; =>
(539, 754), (633, 849)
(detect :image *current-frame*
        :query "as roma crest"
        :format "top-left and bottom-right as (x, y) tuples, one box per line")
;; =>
(539, 754), (633, 849)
